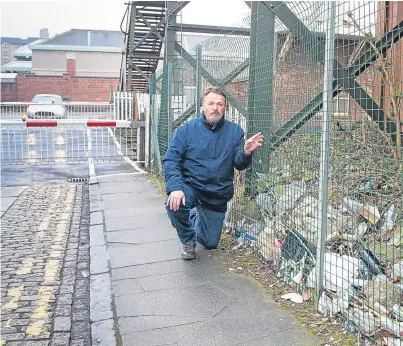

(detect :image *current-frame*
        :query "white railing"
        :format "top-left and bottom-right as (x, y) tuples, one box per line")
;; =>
(0, 119), (138, 166)
(1, 92), (136, 121)
(113, 91), (133, 120)
(0, 102), (115, 120)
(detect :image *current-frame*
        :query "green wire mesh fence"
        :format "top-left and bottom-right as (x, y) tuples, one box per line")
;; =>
(147, 1), (403, 343)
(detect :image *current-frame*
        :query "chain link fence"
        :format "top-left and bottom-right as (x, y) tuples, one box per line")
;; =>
(147, 1), (403, 343)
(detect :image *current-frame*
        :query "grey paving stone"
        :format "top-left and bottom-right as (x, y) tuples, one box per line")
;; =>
(115, 284), (234, 318)
(90, 211), (103, 226)
(105, 214), (171, 232)
(103, 205), (166, 219)
(135, 269), (212, 292)
(53, 316), (71, 332)
(90, 273), (113, 322)
(121, 322), (205, 346)
(112, 278), (144, 296)
(106, 228), (177, 245)
(90, 245), (109, 274)
(118, 315), (207, 334)
(101, 196), (163, 211)
(50, 331), (70, 346)
(108, 240), (182, 268)
(1, 197), (17, 212)
(1, 186), (28, 197)
(111, 259), (186, 281)
(90, 224), (105, 247)
(91, 319), (116, 346)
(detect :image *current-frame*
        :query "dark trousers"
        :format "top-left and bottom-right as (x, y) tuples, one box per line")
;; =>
(165, 184), (225, 249)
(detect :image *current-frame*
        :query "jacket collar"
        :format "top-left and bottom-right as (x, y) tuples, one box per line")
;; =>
(200, 112), (225, 131)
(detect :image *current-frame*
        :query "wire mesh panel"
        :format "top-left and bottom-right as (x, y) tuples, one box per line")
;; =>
(148, 2), (403, 343)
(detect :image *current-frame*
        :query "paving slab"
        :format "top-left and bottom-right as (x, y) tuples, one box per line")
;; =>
(106, 228), (177, 245)
(1, 197), (17, 213)
(103, 205), (166, 219)
(108, 240), (182, 268)
(1, 186), (28, 197)
(115, 284), (235, 318)
(105, 214), (172, 232)
(111, 259), (187, 281)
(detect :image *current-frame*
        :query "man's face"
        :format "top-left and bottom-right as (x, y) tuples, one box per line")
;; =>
(203, 92), (226, 124)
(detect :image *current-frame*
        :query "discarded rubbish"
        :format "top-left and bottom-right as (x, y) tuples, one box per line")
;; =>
(382, 337), (402, 346)
(343, 197), (381, 224)
(301, 288), (314, 301)
(380, 316), (403, 338)
(318, 292), (341, 317)
(380, 204), (398, 240)
(363, 281), (403, 311)
(281, 229), (315, 264)
(281, 292), (304, 304)
(390, 304), (403, 322)
(359, 249), (386, 278)
(359, 179), (375, 191)
(390, 261), (403, 282)
(390, 224), (403, 247)
(348, 307), (376, 336)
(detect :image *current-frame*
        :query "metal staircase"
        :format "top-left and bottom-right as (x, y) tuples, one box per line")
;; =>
(120, 1), (166, 93)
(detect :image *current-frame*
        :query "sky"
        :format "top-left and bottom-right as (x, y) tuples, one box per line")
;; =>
(0, 0), (251, 38)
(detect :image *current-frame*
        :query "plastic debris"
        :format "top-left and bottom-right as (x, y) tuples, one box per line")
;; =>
(390, 304), (403, 322)
(380, 204), (398, 240)
(343, 197), (381, 224)
(281, 229), (315, 263)
(359, 249), (386, 278)
(318, 292), (341, 317)
(382, 338), (402, 346)
(380, 316), (403, 338)
(390, 261), (403, 282)
(281, 292), (304, 304)
(389, 224), (403, 247)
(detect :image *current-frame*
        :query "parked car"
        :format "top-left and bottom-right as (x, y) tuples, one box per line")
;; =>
(27, 94), (67, 119)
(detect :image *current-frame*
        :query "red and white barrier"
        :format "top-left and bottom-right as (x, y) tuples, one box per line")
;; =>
(0, 119), (132, 128)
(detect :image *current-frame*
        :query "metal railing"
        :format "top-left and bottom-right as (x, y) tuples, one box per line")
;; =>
(1, 92), (134, 121)
(147, 1), (403, 344)
(0, 119), (138, 165)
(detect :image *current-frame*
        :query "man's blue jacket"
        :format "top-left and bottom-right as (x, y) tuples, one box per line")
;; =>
(162, 113), (252, 212)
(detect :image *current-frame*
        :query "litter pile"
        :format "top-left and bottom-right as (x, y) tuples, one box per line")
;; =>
(226, 124), (403, 345)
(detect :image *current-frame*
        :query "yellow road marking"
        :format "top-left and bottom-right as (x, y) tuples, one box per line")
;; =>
(2, 285), (23, 310)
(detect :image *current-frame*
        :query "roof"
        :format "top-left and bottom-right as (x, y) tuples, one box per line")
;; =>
(13, 39), (45, 58)
(29, 29), (125, 53)
(1, 37), (40, 45)
(1, 61), (32, 72)
(0, 73), (17, 82)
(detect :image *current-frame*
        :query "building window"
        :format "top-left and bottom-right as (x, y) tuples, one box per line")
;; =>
(3, 51), (9, 56)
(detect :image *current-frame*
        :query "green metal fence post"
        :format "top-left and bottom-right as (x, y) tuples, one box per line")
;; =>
(245, 1), (275, 196)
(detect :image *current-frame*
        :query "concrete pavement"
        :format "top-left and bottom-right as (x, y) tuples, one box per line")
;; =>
(90, 173), (321, 346)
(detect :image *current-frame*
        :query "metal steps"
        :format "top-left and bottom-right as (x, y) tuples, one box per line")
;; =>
(121, 1), (166, 93)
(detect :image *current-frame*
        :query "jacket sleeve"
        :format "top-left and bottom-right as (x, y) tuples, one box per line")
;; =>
(162, 125), (187, 194)
(234, 128), (253, 171)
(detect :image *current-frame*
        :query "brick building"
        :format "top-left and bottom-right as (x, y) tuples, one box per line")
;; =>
(1, 29), (124, 102)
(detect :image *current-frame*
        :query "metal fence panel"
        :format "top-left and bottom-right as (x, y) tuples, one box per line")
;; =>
(0, 122), (137, 165)
(148, 2), (403, 343)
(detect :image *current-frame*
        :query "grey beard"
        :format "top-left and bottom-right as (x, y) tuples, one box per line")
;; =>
(206, 114), (223, 124)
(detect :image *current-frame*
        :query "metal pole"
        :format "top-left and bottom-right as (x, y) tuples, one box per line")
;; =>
(315, 1), (336, 307)
(167, 62), (173, 144)
(195, 44), (202, 117)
